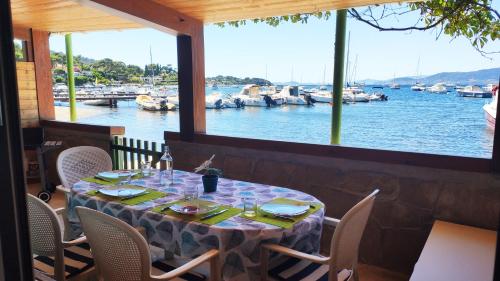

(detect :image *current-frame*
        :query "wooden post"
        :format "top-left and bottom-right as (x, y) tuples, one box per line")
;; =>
(0, 0), (34, 279)
(65, 33), (77, 121)
(331, 10), (347, 145)
(32, 30), (55, 120)
(492, 77), (500, 172)
(177, 28), (206, 141)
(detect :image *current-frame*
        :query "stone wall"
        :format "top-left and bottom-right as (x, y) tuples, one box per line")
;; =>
(166, 139), (500, 274)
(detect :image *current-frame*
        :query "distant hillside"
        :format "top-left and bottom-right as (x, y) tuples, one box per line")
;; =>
(362, 67), (499, 85)
(207, 75), (272, 86)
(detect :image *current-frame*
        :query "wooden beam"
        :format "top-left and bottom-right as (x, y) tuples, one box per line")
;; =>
(492, 78), (500, 172)
(191, 24), (206, 134)
(0, 0), (34, 279)
(177, 35), (194, 141)
(31, 30), (54, 120)
(12, 26), (30, 41)
(75, 0), (203, 36)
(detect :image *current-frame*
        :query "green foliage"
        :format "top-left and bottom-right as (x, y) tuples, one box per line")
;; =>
(207, 75), (272, 86)
(74, 76), (91, 86)
(14, 41), (24, 61)
(216, 1), (498, 53)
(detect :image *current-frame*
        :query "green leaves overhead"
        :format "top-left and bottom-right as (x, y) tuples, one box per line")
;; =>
(216, 0), (498, 55)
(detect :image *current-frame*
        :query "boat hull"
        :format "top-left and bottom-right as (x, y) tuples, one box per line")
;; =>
(457, 91), (492, 98)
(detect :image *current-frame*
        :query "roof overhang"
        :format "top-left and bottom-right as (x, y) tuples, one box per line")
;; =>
(11, 0), (409, 34)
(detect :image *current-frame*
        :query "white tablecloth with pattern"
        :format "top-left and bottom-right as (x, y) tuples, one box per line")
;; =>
(69, 170), (324, 281)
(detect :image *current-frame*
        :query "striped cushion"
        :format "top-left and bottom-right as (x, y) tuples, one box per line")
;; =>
(33, 243), (94, 279)
(152, 260), (207, 281)
(269, 257), (352, 281)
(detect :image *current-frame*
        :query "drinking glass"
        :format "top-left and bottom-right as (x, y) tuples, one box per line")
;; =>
(141, 161), (152, 177)
(243, 197), (257, 217)
(184, 184), (199, 201)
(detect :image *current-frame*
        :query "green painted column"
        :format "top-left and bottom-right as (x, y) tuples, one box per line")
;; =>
(65, 33), (77, 121)
(331, 10), (347, 145)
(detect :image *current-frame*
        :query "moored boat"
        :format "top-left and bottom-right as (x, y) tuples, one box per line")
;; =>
(83, 99), (109, 106)
(457, 85), (492, 98)
(136, 95), (176, 111)
(411, 83), (426, 91)
(426, 83), (448, 94)
(483, 87), (497, 129)
(310, 91), (332, 103)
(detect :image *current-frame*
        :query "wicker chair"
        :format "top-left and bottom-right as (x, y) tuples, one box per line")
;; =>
(27, 194), (95, 281)
(56, 146), (113, 240)
(261, 189), (379, 281)
(76, 206), (221, 281)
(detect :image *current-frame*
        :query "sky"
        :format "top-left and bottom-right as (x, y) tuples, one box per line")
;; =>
(49, 6), (500, 84)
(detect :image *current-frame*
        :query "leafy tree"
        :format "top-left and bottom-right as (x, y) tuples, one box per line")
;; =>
(14, 41), (24, 61)
(216, 0), (499, 56)
(74, 76), (91, 86)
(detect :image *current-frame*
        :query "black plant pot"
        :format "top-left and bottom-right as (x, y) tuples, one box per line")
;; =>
(202, 175), (218, 193)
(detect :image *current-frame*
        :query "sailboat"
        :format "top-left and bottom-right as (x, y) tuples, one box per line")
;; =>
(390, 74), (400, 89)
(411, 57), (426, 91)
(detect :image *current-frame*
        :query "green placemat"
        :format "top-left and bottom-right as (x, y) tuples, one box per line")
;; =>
(152, 200), (242, 225)
(82, 172), (150, 185)
(240, 198), (323, 229)
(87, 187), (167, 205)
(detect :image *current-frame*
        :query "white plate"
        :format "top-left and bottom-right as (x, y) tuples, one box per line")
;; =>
(260, 203), (309, 217)
(98, 186), (147, 198)
(97, 171), (139, 180)
(170, 201), (219, 215)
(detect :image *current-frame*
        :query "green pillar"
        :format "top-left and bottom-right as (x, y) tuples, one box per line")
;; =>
(331, 10), (347, 145)
(65, 33), (76, 121)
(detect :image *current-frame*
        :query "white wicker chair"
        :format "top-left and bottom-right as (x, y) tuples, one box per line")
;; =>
(27, 194), (95, 281)
(56, 146), (113, 240)
(261, 189), (379, 281)
(76, 206), (221, 281)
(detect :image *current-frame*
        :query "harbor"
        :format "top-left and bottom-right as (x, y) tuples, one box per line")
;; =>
(55, 84), (497, 159)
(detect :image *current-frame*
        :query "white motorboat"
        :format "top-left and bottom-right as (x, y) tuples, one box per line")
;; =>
(483, 84), (495, 92)
(232, 84), (282, 107)
(205, 93), (224, 109)
(222, 96), (245, 108)
(483, 87), (497, 129)
(166, 95), (179, 106)
(136, 95), (176, 111)
(426, 83), (448, 94)
(411, 83), (426, 91)
(83, 99), (109, 106)
(277, 86), (314, 105)
(457, 85), (492, 98)
(390, 83), (400, 89)
(368, 93), (389, 101)
(343, 92), (370, 103)
(310, 91), (332, 103)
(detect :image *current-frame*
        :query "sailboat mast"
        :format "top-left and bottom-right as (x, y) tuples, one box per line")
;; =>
(344, 31), (351, 87)
(150, 46), (155, 89)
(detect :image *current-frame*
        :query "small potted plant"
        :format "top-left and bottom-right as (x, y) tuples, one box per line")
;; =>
(194, 155), (223, 193)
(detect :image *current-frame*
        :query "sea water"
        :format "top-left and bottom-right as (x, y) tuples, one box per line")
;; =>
(56, 85), (494, 158)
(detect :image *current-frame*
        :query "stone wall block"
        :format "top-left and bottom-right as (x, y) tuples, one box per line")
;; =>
(302, 166), (343, 190)
(435, 183), (500, 229)
(313, 187), (362, 218)
(223, 155), (255, 181)
(336, 170), (399, 201)
(398, 178), (441, 209)
(252, 159), (299, 187)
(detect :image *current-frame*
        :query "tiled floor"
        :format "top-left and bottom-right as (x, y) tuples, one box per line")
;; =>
(27, 183), (409, 281)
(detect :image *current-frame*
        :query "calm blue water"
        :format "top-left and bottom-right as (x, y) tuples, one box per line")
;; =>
(57, 85), (494, 158)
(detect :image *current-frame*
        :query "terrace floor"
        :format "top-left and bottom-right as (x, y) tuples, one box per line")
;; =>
(27, 183), (409, 281)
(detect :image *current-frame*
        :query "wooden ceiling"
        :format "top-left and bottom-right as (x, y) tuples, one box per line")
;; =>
(152, 0), (402, 23)
(11, 0), (142, 33)
(11, 0), (403, 33)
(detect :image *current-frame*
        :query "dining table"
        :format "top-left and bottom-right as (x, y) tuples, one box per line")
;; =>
(68, 169), (325, 281)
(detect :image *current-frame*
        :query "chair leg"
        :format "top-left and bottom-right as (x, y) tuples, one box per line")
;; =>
(353, 267), (360, 281)
(209, 254), (221, 281)
(260, 247), (269, 281)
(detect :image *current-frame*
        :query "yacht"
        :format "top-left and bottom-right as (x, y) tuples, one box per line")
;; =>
(427, 83), (448, 94)
(483, 87), (497, 129)
(483, 84), (496, 92)
(457, 85), (492, 98)
(310, 90), (332, 103)
(390, 83), (400, 90)
(411, 83), (426, 91)
(136, 95), (176, 111)
(277, 86), (314, 105)
(232, 84), (283, 107)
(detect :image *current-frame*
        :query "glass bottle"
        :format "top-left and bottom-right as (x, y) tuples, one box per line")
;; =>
(159, 146), (173, 186)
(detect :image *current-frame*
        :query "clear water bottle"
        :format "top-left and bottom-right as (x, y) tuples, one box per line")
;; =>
(160, 146), (173, 186)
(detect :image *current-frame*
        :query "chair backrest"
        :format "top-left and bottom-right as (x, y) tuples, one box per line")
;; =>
(330, 189), (379, 272)
(76, 207), (152, 281)
(57, 146), (113, 188)
(27, 194), (65, 281)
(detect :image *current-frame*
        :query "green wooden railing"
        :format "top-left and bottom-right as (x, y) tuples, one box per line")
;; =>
(111, 136), (165, 170)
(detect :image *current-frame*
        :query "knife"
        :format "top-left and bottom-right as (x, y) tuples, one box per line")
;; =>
(94, 175), (113, 182)
(200, 209), (228, 220)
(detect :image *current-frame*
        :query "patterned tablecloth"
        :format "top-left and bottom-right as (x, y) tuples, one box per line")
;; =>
(70, 170), (325, 281)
